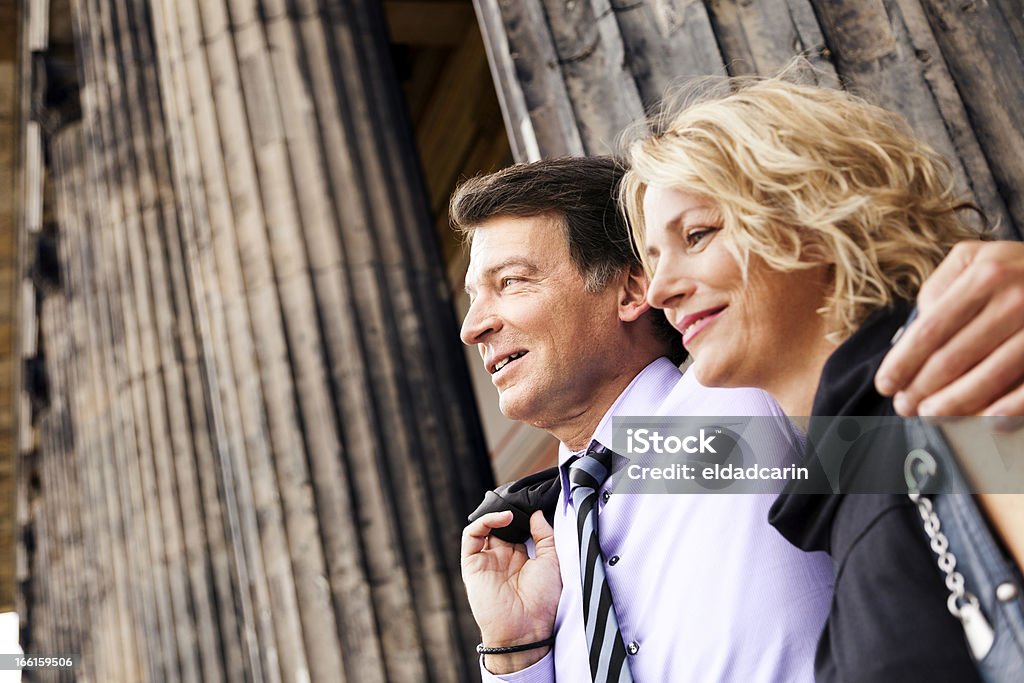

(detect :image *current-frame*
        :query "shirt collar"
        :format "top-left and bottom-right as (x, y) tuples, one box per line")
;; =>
(557, 356), (683, 469)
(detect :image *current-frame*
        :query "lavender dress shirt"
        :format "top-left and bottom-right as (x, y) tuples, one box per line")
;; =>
(480, 358), (833, 682)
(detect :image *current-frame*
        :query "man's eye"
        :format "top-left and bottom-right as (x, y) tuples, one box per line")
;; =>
(502, 277), (521, 288)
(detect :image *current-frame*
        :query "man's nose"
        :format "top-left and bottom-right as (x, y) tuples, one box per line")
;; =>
(460, 298), (501, 346)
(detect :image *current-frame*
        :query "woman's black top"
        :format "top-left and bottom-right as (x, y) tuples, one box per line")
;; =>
(769, 301), (982, 683)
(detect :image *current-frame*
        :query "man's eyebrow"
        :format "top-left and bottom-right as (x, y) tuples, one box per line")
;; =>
(484, 258), (541, 278)
(463, 258), (541, 294)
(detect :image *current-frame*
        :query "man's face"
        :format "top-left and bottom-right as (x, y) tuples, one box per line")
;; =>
(460, 215), (624, 427)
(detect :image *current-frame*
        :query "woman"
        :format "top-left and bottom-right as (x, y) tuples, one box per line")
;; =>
(620, 75), (1019, 681)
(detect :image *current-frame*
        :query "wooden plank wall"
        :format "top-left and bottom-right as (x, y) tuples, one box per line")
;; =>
(19, 0), (495, 680)
(475, 0), (1024, 239)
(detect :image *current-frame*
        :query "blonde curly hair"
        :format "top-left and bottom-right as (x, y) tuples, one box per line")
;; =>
(621, 73), (986, 340)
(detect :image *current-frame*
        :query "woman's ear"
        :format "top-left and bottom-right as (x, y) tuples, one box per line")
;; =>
(619, 265), (652, 322)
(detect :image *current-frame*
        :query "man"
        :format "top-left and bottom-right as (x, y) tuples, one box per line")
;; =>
(455, 157), (1024, 682)
(876, 239), (1024, 418)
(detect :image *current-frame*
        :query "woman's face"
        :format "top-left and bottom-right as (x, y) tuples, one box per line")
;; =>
(641, 185), (832, 397)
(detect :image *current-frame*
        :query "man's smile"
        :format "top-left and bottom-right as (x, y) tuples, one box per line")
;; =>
(487, 350), (529, 375)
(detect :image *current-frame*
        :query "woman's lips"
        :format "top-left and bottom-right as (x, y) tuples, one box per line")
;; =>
(679, 307), (726, 346)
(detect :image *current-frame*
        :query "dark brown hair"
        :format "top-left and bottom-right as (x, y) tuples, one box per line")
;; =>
(450, 156), (685, 363)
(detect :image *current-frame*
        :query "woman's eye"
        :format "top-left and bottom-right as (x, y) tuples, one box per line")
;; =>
(685, 227), (718, 248)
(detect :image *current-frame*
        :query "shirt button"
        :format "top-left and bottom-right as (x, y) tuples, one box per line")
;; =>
(608, 555), (620, 566)
(627, 641), (640, 655)
(996, 582), (1019, 602)
(602, 490), (611, 503)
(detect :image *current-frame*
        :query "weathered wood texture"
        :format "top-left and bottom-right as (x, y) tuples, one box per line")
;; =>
(0, 0), (21, 614)
(476, 0), (1024, 239)
(18, 0), (494, 680)
(22, 0), (1023, 680)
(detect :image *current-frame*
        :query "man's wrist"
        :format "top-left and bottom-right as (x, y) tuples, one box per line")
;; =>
(478, 623), (553, 646)
(482, 646), (551, 675)
(478, 636), (554, 656)
(478, 628), (553, 675)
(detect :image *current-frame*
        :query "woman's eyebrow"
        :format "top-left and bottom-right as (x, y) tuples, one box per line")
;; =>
(680, 207), (722, 224)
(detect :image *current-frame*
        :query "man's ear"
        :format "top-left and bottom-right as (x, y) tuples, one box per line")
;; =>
(618, 265), (651, 323)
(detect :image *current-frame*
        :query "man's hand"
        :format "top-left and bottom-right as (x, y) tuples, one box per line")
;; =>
(876, 240), (1024, 417)
(461, 510), (561, 674)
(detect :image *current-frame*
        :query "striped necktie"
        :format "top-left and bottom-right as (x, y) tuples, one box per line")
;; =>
(569, 443), (634, 683)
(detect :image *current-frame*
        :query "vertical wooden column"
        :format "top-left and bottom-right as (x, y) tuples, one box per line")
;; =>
(72, 1), (183, 677)
(0, 0), (20, 615)
(26, 0), (495, 681)
(155, 0), (302, 680)
(149, 0), (496, 677)
(50, 124), (141, 681)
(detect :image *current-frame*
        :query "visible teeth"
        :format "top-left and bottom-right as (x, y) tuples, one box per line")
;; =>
(494, 351), (525, 373)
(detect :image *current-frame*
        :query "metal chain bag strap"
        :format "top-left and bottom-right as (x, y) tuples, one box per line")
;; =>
(903, 418), (1024, 682)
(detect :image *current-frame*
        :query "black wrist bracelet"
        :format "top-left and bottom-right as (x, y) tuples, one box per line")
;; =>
(476, 636), (554, 655)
